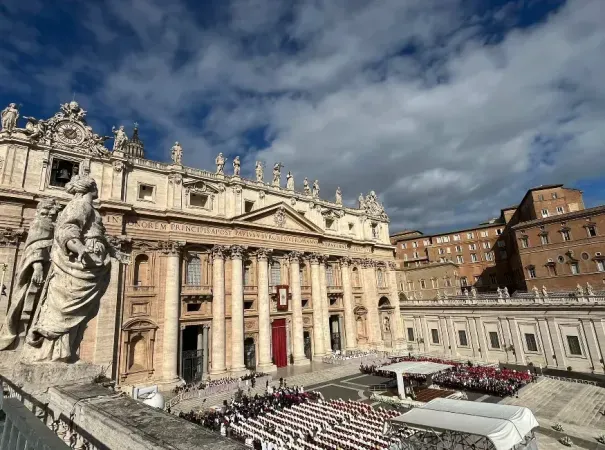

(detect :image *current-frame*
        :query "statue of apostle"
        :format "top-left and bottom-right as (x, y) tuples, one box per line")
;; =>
(335, 187), (342, 205)
(233, 156), (241, 176)
(255, 161), (264, 182)
(216, 153), (227, 175)
(286, 171), (294, 190)
(171, 141), (183, 165)
(1, 103), (19, 133)
(303, 178), (311, 195)
(111, 125), (128, 151)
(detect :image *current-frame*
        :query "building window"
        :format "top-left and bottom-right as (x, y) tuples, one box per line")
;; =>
(597, 260), (605, 272)
(431, 278), (437, 288)
(570, 262), (580, 274)
(348, 223), (355, 233)
(547, 264), (557, 277)
(489, 332), (500, 349)
(270, 261), (281, 286)
(401, 243), (407, 249)
(540, 234), (549, 245)
(458, 330), (468, 347)
(407, 281), (413, 291)
(190, 192), (209, 208)
(521, 237), (529, 248)
(482, 241), (490, 249)
(420, 279), (426, 289)
(326, 265), (335, 286)
(352, 267), (361, 287)
(500, 250), (507, 259)
(525, 333), (538, 352)
(244, 200), (255, 213)
(556, 206), (564, 214)
(133, 254), (150, 286)
(466, 232), (474, 239)
(446, 247), (451, 254)
(469, 243), (476, 250)
(423, 239), (430, 246)
(552, 192), (558, 199)
(412, 241), (418, 248)
(244, 261), (253, 286)
(325, 218), (335, 230)
(377, 269), (386, 288)
(557, 255), (565, 263)
(443, 236), (450, 242)
(412, 251), (419, 259)
(496, 228), (502, 235)
(455, 245), (462, 252)
(587, 225), (597, 237)
(456, 255), (464, 264)
(453, 234), (460, 241)
(567, 336), (582, 356)
(460, 276), (468, 287)
(439, 248), (445, 255)
(538, 194), (544, 201)
(445, 277), (452, 287)
(138, 184), (155, 202)
(480, 231), (488, 237)
(371, 223), (379, 238)
(407, 328), (415, 341)
(50, 158), (79, 188)
(581, 252), (590, 260)
(561, 230), (571, 241)
(471, 253), (478, 262)
(186, 255), (201, 285)
(485, 252), (494, 261)
(431, 329), (440, 344)
(489, 274), (497, 285)
(527, 266), (536, 278)
(403, 254), (408, 261)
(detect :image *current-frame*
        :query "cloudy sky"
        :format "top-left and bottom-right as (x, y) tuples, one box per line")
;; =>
(1, 0), (604, 233)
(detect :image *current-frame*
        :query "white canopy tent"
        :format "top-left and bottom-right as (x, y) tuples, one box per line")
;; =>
(390, 398), (539, 450)
(378, 361), (454, 398)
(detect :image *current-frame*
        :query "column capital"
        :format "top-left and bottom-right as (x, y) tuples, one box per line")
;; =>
(229, 245), (247, 259)
(306, 252), (324, 265)
(211, 244), (229, 260)
(387, 261), (398, 270)
(360, 258), (376, 268)
(339, 257), (353, 267)
(255, 248), (273, 261)
(159, 240), (186, 256)
(288, 251), (304, 262)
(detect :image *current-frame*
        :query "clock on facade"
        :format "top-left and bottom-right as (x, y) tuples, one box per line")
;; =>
(56, 122), (85, 145)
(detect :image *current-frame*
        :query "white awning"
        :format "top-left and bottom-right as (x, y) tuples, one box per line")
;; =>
(377, 361), (454, 376)
(391, 398), (539, 450)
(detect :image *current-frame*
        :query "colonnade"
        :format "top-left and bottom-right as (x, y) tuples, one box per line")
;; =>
(160, 243), (403, 381)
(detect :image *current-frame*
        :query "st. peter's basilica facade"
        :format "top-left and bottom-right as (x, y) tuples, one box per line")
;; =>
(0, 101), (401, 384)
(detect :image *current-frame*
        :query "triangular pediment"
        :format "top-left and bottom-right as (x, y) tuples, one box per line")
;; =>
(233, 202), (324, 234)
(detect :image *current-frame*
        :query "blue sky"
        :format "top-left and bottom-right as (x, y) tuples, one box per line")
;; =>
(1, 0), (604, 233)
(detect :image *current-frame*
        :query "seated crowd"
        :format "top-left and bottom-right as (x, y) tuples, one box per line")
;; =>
(360, 355), (535, 397)
(323, 350), (380, 362)
(181, 387), (406, 450)
(173, 372), (268, 395)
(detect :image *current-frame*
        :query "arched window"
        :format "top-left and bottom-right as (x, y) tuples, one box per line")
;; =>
(243, 261), (253, 286)
(270, 261), (281, 286)
(352, 267), (361, 287)
(134, 254), (149, 286)
(376, 269), (385, 288)
(326, 265), (334, 287)
(186, 255), (201, 285)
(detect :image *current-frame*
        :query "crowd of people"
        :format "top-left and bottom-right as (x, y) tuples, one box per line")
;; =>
(322, 350), (381, 364)
(181, 385), (406, 450)
(359, 355), (535, 397)
(173, 372), (268, 395)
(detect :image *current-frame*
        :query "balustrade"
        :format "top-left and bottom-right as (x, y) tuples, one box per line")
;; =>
(126, 284), (155, 294)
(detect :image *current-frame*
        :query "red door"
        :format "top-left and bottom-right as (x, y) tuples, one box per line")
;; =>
(271, 319), (288, 367)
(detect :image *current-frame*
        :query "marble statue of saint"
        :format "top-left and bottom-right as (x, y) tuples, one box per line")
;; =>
(303, 178), (311, 195)
(233, 156), (241, 176)
(171, 141), (183, 165)
(576, 283), (583, 296)
(496, 287), (502, 298)
(541, 285), (548, 298)
(312, 180), (320, 198)
(272, 163), (282, 187)
(216, 153), (226, 175)
(1, 103), (19, 133)
(335, 187), (342, 205)
(286, 171), (294, 190)
(23, 116), (47, 142)
(0, 199), (60, 350)
(358, 193), (366, 209)
(255, 161), (264, 182)
(586, 282), (594, 296)
(23, 174), (111, 362)
(383, 316), (390, 332)
(470, 286), (477, 298)
(532, 286), (540, 297)
(112, 125), (128, 151)
(503, 286), (510, 298)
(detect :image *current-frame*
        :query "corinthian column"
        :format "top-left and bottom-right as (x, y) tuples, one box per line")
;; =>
(210, 245), (227, 375)
(309, 254), (326, 358)
(289, 251), (310, 365)
(161, 241), (184, 382)
(230, 245), (247, 376)
(340, 258), (357, 351)
(319, 257), (331, 352)
(256, 248), (277, 372)
(361, 258), (380, 346)
(387, 262), (404, 347)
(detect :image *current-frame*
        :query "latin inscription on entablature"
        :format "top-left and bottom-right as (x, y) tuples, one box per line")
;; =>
(233, 229), (318, 245)
(102, 214), (122, 226)
(350, 244), (372, 253)
(321, 241), (349, 250)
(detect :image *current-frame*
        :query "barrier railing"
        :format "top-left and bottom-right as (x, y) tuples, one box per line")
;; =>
(542, 375), (598, 386)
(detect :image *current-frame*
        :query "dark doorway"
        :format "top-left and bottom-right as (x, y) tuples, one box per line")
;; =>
(303, 331), (312, 360)
(244, 337), (256, 370)
(329, 316), (342, 352)
(271, 319), (288, 367)
(181, 325), (203, 383)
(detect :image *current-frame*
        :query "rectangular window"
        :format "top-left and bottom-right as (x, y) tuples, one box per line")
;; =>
(443, 236), (450, 242)
(458, 330), (468, 347)
(489, 332), (500, 349)
(540, 234), (549, 245)
(445, 278), (452, 287)
(431, 278), (438, 288)
(325, 218), (335, 230)
(525, 333), (538, 352)
(407, 281), (413, 290)
(439, 248), (445, 255)
(453, 234), (460, 241)
(469, 243), (476, 250)
(456, 255), (464, 264)
(567, 336), (582, 356)
(455, 245), (462, 252)
(420, 279), (426, 289)
(413, 251), (419, 259)
(528, 267), (536, 278)
(521, 237), (529, 248)
(244, 200), (255, 213)
(552, 192), (558, 199)
(471, 253), (478, 262)
(401, 243), (407, 249)
(436, 237), (443, 244)
(480, 231), (488, 237)
(431, 329), (440, 344)
(489, 274), (497, 284)
(407, 328), (415, 341)
(538, 194), (544, 201)
(570, 262), (580, 274)
(50, 158), (79, 188)
(423, 239), (430, 246)
(562, 230), (571, 241)
(496, 228), (503, 235)
(138, 184), (154, 202)
(446, 247), (451, 254)
(190, 192), (209, 208)
(547, 265), (557, 276)
(460, 276), (468, 287)
(597, 260), (605, 272)
(467, 232), (474, 239)
(485, 252), (494, 261)
(483, 241), (490, 249)
(348, 223), (355, 232)
(556, 206), (564, 214)
(412, 241), (418, 248)
(587, 226), (597, 237)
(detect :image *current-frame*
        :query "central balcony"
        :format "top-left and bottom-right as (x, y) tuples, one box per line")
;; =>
(327, 285), (343, 294)
(181, 284), (213, 297)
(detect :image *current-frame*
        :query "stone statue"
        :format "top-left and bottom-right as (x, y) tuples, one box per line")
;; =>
(532, 286), (540, 298)
(111, 125), (128, 151)
(23, 116), (48, 142)
(335, 187), (342, 205)
(1, 103), (19, 133)
(255, 161), (264, 182)
(171, 141), (183, 165)
(60, 101), (87, 121)
(286, 171), (294, 190)
(272, 163), (282, 187)
(541, 285), (548, 298)
(497, 287), (502, 299)
(312, 180), (320, 198)
(464, 288), (469, 297)
(216, 153), (226, 175)
(586, 282), (594, 296)
(503, 286), (510, 298)
(22, 174), (111, 362)
(303, 178), (311, 195)
(383, 316), (390, 332)
(576, 283), (584, 296)
(470, 286), (477, 298)
(0, 199), (60, 350)
(358, 193), (365, 209)
(233, 156), (241, 176)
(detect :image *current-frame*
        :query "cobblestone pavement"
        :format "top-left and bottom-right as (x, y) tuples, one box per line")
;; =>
(502, 378), (605, 443)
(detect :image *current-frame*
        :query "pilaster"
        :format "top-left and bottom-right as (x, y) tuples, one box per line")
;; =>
(547, 318), (567, 369)
(537, 319), (556, 367)
(507, 318), (526, 365)
(580, 319), (602, 372)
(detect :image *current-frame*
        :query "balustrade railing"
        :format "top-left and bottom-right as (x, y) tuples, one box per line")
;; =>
(126, 284), (155, 293)
(181, 284), (212, 294)
(405, 290), (605, 306)
(243, 285), (257, 294)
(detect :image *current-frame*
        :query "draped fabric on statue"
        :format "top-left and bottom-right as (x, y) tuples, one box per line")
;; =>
(271, 319), (287, 367)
